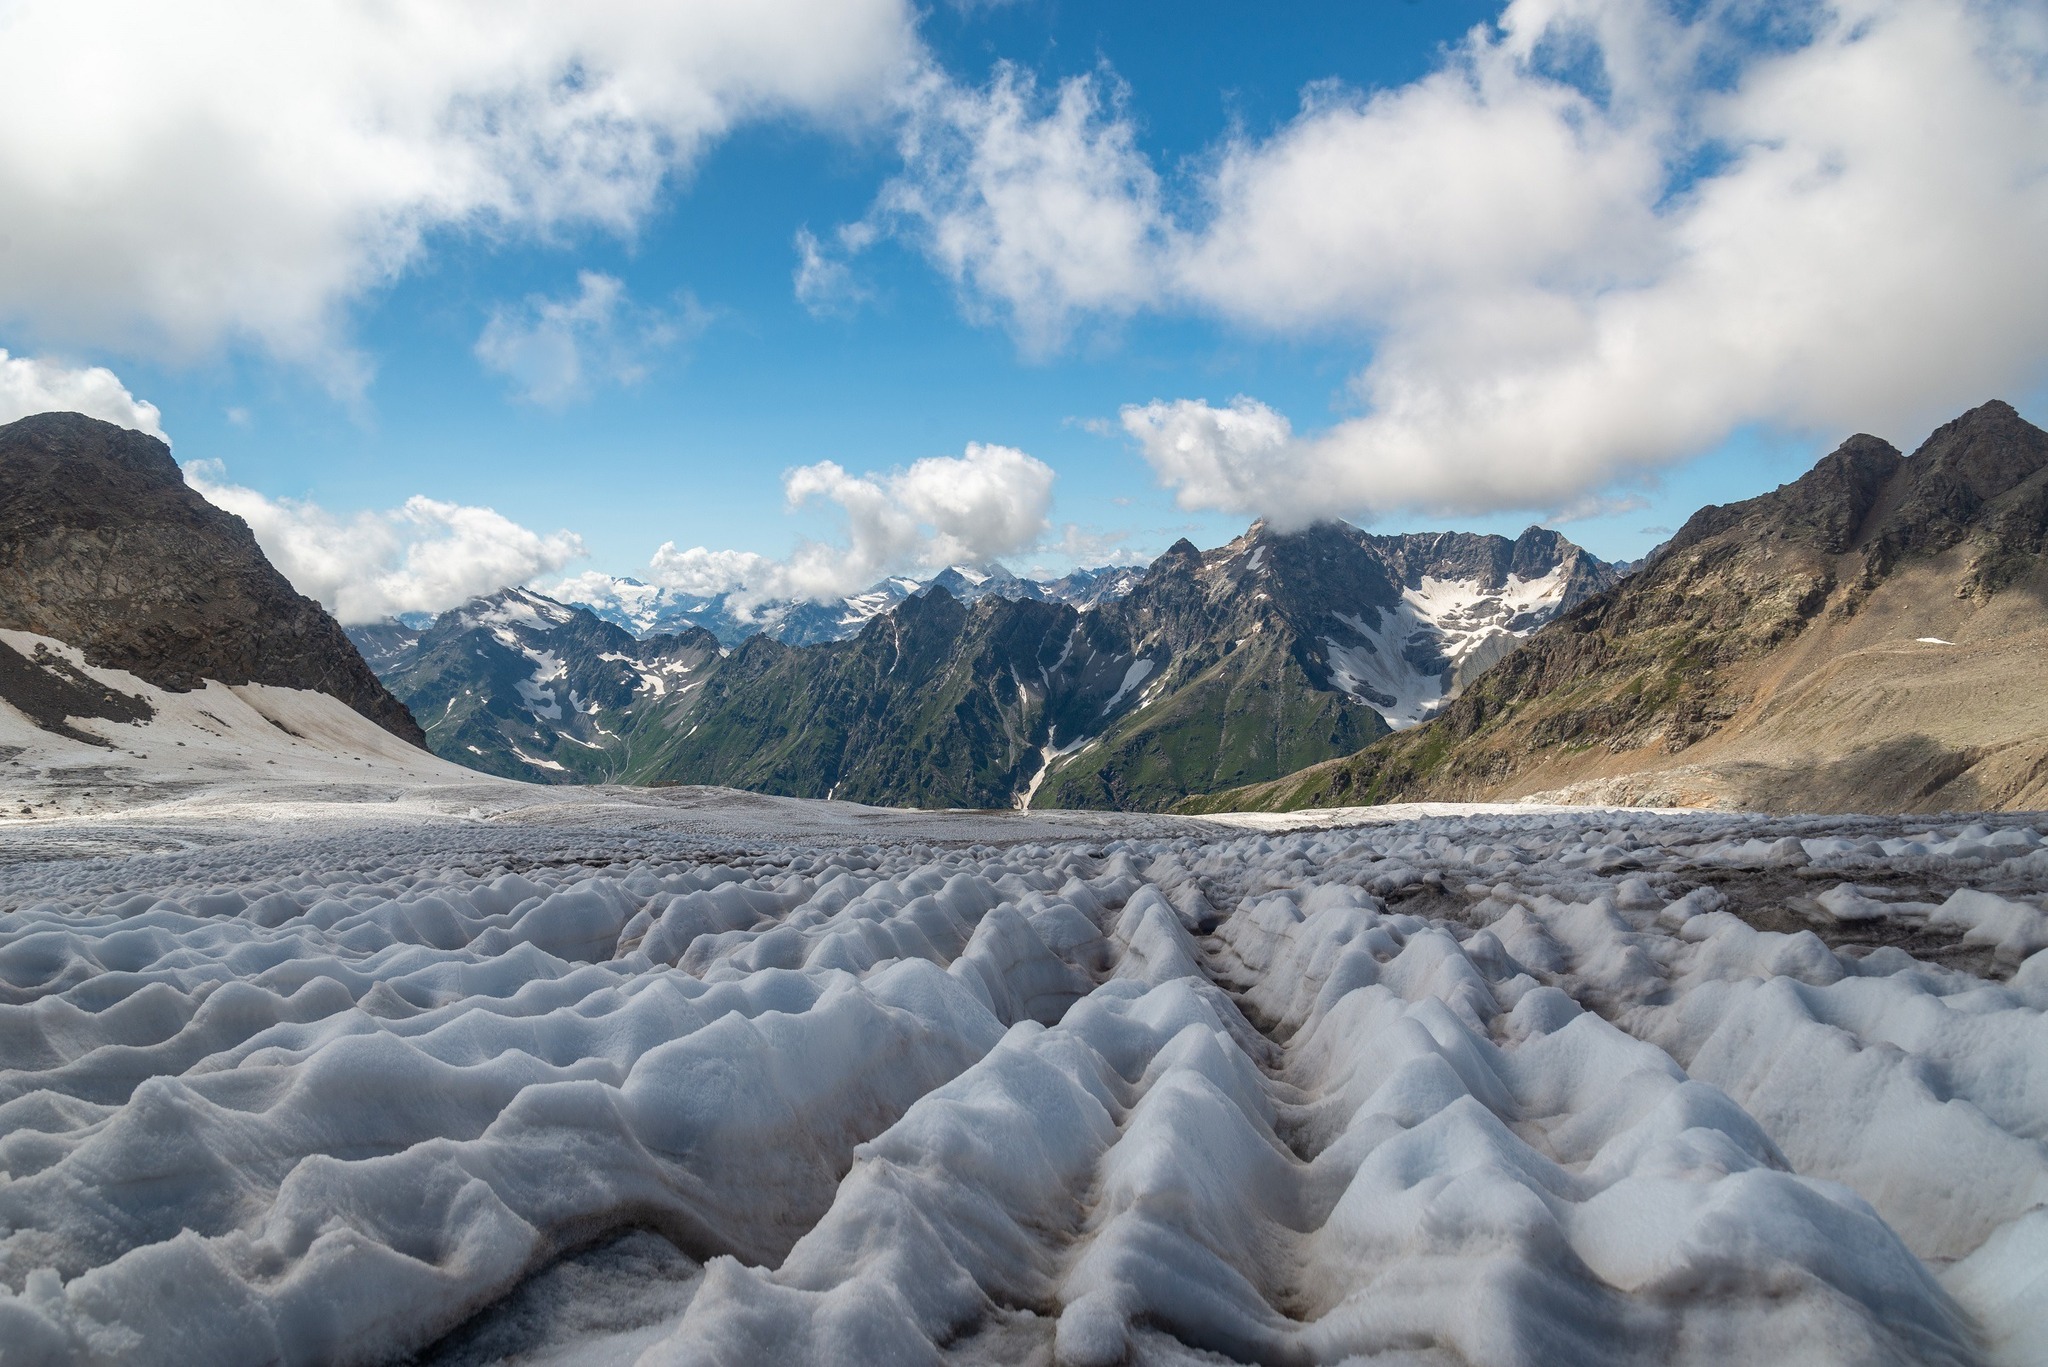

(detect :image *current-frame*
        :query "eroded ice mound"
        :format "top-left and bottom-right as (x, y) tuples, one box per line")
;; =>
(1, 811), (2045, 1366)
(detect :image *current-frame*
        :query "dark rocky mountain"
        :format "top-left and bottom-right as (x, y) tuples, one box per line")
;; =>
(632, 588), (1096, 808)
(0, 412), (423, 745)
(1187, 400), (2048, 816)
(363, 521), (1611, 809)
(1027, 521), (1614, 809)
(0, 635), (154, 744)
(348, 588), (720, 782)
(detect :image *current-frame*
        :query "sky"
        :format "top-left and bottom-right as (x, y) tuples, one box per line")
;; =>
(1, 0), (2045, 622)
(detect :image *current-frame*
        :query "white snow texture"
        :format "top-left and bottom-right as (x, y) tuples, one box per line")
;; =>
(1, 806), (2046, 1366)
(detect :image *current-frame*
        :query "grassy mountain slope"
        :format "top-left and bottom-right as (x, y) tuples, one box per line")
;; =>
(1032, 530), (1395, 809)
(632, 590), (1070, 807)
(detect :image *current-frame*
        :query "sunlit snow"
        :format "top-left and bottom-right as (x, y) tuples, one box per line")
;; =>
(1329, 566), (1572, 729)
(1100, 657), (1155, 715)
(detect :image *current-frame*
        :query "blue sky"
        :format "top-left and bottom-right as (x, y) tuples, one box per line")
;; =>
(1, 0), (2044, 619)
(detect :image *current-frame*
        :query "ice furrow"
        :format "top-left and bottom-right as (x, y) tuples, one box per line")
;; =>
(637, 846), (1993, 1366)
(1, 809), (2043, 1366)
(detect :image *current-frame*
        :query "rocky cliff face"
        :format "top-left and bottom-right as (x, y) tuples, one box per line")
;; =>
(0, 412), (424, 746)
(1188, 400), (2048, 815)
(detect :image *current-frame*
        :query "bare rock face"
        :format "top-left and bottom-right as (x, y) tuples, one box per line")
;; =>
(0, 411), (425, 746)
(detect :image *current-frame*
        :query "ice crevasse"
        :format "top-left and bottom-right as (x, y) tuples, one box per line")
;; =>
(0, 813), (2043, 1365)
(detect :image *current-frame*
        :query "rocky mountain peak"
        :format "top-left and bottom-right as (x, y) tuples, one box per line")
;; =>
(0, 411), (424, 745)
(1663, 431), (1903, 562)
(1912, 398), (2044, 501)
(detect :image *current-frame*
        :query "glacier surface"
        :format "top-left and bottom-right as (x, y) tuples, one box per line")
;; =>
(1, 799), (2045, 1366)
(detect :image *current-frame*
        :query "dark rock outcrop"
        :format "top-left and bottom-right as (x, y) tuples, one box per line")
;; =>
(0, 412), (425, 745)
(0, 637), (154, 744)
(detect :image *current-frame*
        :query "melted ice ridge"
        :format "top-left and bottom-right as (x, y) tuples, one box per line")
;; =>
(0, 808), (2043, 1365)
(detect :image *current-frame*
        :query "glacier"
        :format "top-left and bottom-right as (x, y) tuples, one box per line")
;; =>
(0, 794), (2044, 1366)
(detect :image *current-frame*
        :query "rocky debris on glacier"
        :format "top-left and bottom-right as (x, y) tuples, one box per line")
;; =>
(0, 806), (2043, 1366)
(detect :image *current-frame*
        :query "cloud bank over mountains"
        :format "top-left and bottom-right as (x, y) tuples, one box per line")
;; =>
(173, 442), (1055, 623)
(0, 351), (164, 439)
(183, 463), (586, 624)
(857, 0), (2048, 523)
(646, 442), (1056, 609)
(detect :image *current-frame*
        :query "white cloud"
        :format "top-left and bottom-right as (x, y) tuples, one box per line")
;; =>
(0, 350), (164, 438)
(183, 462), (585, 623)
(880, 0), (2048, 522)
(545, 570), (661, 615)
(645, 545), (776, 599)
(876, 63), (1167, 352)
(1546, 492), (1653, 526)
(792, 226), (873, 317)
(476, 271), (702, 405)
(0, 0), (918, 375)
(1119, 397), (1296, 522)
(648, 441), (1055, 606)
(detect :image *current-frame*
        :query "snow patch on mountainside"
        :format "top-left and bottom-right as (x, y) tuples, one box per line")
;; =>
(1100, 657), (1155, 714)
(1328, 564), (1575, 728)
(0, 629), (462, 812)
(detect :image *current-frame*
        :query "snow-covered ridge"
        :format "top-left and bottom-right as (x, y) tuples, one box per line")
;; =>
(0, 802), (2042, 1364)
(550, 561), (1146, 647)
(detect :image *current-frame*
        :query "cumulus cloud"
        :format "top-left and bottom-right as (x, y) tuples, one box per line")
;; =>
(476, 271), (702, 405)
(647, 442), (1055, 607)
(881, 0), (2048, 522)
(183, 463), (585, 623)
(1029, 523), (1142, 575)
(645, 545), (777, 599)
(0, 0), (917, 373)
(876, 63), (1167, 352)
(0, 350), (164, 438)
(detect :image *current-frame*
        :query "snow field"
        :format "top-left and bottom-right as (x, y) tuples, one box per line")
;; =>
(0, 809), (2043, 1365)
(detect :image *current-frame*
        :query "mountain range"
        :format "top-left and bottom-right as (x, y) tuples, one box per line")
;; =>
(12, 400), (2040, 820)
(350, 523), (1616, 808)
(1185, 399), (2048, 816)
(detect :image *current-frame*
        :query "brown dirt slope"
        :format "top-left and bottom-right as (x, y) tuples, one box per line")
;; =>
(0, 411), (425, 745)
(1182, 400), (2048, 815)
